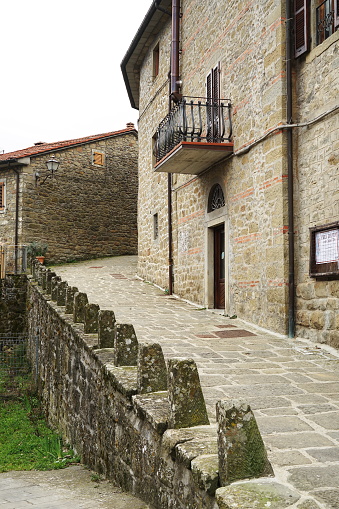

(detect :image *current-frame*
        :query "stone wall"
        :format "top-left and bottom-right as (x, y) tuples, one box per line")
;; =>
(0, 131), (138, 265)
(137, 0), (289, 333)
(294, 31), (339, 346)
(0, 274), (27, 334)
(24, 262), (276, 509)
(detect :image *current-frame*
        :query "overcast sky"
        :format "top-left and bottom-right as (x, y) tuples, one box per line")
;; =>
(0, 0), (151, 153)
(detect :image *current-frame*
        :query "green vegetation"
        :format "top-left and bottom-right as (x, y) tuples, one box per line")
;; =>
(0, 349), (79, 472)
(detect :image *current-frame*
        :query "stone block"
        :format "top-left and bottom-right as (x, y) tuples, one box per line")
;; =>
(57, 281), (68, 306)
(137, 342), (167, 393)
(84, 303), (100, 333)
(167, 358), (209, 429)
(216, 481), (300, 509)
(73, 292), (89, 323)
(191, 454), (219, 496)
(65, 286), (78, 314)
(46, 271), (56, 295)
(41, 267), (48, 290)
(114, 323), (138, 366)
(216, 400), (273, 486)
(51, 276), (61, 301)
(310, 310), (325, 330)
(98, 310), (116, 348)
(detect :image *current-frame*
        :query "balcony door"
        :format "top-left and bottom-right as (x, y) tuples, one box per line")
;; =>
(206, 63), (221, 142)
(214, 224), (225, 309)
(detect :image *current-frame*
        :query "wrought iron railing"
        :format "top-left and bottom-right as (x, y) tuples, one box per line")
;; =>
(154, 96), (232, 163)
(316, 0), (335, 44)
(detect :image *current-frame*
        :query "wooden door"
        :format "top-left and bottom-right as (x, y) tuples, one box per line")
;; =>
(214, 225), (225, 309)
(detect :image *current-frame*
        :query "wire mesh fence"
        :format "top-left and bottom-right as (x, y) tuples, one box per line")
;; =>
(0, 333), (31, 376)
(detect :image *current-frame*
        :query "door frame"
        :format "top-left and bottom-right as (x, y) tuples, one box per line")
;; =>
(204, 211), (229, 313)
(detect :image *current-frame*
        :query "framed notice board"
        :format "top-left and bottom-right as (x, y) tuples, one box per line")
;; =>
(309, 221), (339, 279)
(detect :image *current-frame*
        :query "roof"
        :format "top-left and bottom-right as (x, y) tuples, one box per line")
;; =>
(121, 0), (172, 110)
(0, 126), (137, 163)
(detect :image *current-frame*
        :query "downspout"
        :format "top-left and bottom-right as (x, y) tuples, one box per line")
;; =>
(170, 0), (181, 100)
(286, 0), (295, 337)
(13, 166), (20, 274)
(168, 75), (173, 295)
(167, 0), (181, 295)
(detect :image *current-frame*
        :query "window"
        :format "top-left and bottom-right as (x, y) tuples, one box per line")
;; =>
(316, 0), (338, 44)
(206, 63), (221, 142)
(294, 0), (338, 57)
(208, 184), (225, 212)
(309, 221), (339, 278)
(0, 180), (5, 212)
(153, 213), (159, 240)
(153, 43), (160, 79)
(92, 150), (105, 166)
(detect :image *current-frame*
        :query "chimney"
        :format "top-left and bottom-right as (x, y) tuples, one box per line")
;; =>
(126, 122), (135, 129)
(34, 141), (46, 146)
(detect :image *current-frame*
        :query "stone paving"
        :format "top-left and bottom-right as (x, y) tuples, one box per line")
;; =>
(50, 255), (339, 508)
(0, 466), (149, 508)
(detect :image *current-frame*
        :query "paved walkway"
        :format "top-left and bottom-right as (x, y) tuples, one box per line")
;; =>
(51, 256), (339, 508)
(0, 466), (149, 508)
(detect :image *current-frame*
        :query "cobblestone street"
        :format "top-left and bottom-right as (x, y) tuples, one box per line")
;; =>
(49, 255), (339, 508)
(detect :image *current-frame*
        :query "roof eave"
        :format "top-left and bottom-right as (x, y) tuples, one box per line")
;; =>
(121, 0), (172, 110)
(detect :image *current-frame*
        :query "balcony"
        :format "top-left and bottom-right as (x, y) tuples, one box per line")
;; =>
(154, 96), (233, 175)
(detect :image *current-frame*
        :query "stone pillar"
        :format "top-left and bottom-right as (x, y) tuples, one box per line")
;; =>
(36, 264), (44, 286)
(98, 310), (116, 348)
(137, 342), (167, 393)
(114, 323), (138, 366)
(65, 286), (78, 314)
(46, 271), (56, 295)
(41, 268), (49, 291)
(84, 303), (100, 333)
(216, 400), (273, 486)
(73, 292), (89, 323)
(51, 276), (62, 301)
(167, 358), (209, 429)
(57, 281), (68, 306)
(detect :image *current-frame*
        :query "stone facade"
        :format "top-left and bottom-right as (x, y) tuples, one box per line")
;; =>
(128, 1), (290, 333)
(294, 31), (339, 347)
(0, 128), (138, 266)
(123, 1), (339, 342)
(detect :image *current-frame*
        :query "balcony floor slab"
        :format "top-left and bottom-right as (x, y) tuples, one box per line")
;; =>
(154, 141), (234, 174)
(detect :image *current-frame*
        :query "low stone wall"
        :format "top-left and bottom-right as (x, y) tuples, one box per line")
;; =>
(24, 261), (291, 509)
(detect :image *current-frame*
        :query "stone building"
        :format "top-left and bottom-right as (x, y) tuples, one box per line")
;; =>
(122, 1), (339, 345)
(0, 126), (138, 271)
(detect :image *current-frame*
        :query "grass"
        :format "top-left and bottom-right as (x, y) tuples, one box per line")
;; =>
(0, 351), (80, 472)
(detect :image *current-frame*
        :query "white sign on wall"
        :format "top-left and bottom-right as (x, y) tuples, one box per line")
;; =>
(315, 229), (339, 264)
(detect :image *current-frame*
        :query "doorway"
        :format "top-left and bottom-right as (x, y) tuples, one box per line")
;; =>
(214, 224), (225, 309)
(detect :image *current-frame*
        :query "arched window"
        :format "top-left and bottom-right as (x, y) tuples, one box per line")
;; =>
(208, 184), (225, 212)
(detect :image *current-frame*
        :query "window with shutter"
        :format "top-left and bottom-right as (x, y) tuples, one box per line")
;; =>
(92, 151), (104, 166)
(0, 182), (5, 211)
(206, 63), (221, 142)
(294, 0), (310, 57)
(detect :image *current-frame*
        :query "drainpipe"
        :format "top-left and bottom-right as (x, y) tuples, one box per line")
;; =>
(168, 74), (173, 295)
(286, 0), (295, 338)
(170, 0), (181, 101)
(13, 166), (20, 274)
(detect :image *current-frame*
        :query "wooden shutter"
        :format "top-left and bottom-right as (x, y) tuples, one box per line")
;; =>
(294, 0), (310, 57)
(335, 0), (339, 28)
(93, 151), (104, 165)
(0, 183), (4, 209)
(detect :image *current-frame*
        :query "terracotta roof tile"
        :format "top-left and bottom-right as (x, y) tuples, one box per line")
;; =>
(0, 127), (137, 161)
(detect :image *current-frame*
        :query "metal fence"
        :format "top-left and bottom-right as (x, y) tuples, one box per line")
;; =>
(0, 245), (27, 278)
(0, 333), (31, 376)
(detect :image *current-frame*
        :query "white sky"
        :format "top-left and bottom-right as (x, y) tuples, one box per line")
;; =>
(0, 0), (151, 153)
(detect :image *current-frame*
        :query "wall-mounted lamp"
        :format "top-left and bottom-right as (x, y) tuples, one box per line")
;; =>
(35, 156), (60, 185)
